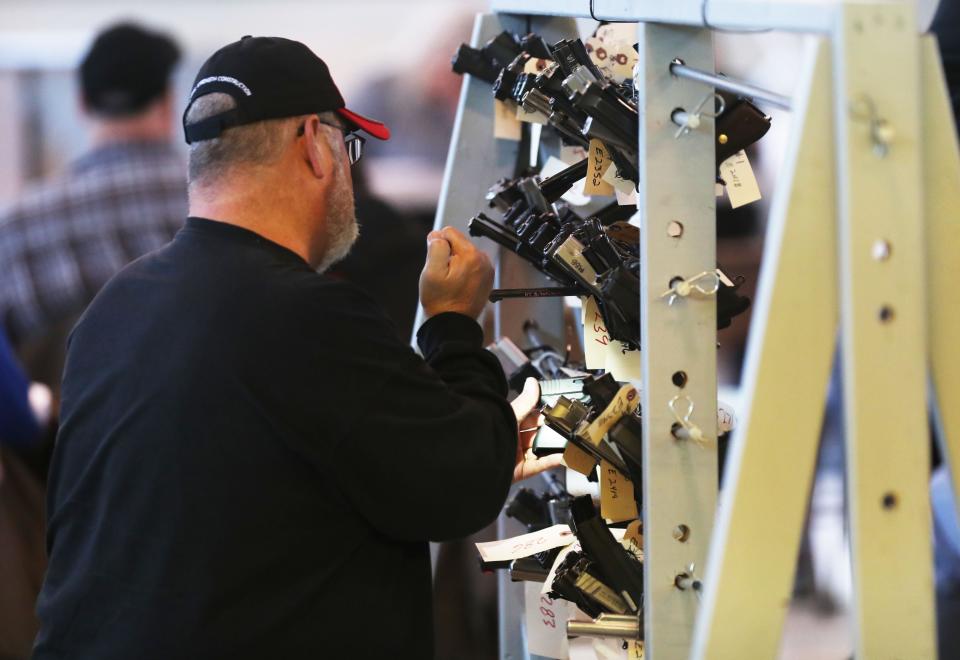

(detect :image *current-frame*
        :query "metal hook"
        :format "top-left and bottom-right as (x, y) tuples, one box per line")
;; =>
(849, 94), (895, 158)
(660, 270), (720, 305)
(674, 562), (703, 599)
(668, 395), (708, 445)
(673, 92), (725, 139)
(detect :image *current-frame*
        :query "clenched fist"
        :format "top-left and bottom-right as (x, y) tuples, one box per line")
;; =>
(419, 226), (494, 320)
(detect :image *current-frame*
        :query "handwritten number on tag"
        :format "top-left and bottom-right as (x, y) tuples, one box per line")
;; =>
(592, 311), (609, 345)
(540, 596), (557, 628)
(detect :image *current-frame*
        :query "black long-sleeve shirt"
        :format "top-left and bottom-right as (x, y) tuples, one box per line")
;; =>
(33, 217), (516, 659)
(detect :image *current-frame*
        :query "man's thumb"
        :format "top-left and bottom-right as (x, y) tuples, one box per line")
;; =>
(510, 377), (541, 421)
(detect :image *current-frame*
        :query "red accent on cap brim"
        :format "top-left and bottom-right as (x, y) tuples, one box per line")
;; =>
(337, 107), (391, 140)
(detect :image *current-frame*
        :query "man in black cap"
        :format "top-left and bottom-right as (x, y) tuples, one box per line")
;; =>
(34, 36), (559, 658)
(0, 22), (184, 393)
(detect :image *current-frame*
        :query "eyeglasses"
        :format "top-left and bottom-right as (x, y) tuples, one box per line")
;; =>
(297, 117), (365, 166)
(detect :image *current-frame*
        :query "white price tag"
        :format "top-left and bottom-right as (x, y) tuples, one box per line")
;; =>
(716, 268), (735, 287)
(475, 524), (575, 563)
(718, 399), (737, 434)
(615, 188), (638, 206)
(605, 341), (641, 381)
(585, 139), (615, 196)
(602, 163), (636, 194)
(525, 582), (569, 659)
(560, 144), (589, 165)
(596, 23), (638, 45)
(719, 149), (762, 208)
(582, 296), (611, 370)
(600, 460), (638, 523)
(554, 236), (597, 285)
(607, 41), (638, 83)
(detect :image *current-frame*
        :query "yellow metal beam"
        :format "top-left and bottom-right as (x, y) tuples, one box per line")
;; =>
(691, 38), (837, 660)
(835, 6), (936, 658)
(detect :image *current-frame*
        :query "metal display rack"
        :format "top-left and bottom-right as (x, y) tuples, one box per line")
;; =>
(421, 1), (960, 658)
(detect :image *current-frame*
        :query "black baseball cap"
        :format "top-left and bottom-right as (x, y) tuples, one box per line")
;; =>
(183, 36), (390, 145)
(81, 22), (180, 117)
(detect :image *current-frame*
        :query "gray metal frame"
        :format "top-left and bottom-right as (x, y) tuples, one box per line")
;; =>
(418, 13), (580, 660)
(426, 1), (959, 658)
(637, 22), (719, 660)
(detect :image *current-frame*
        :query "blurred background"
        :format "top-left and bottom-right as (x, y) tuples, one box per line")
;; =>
(0, 0), (487, 212)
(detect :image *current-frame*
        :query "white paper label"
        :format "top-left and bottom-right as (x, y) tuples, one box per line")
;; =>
(602, 163), (636, 194)
(476, 524), (575, 563)
(596, 23), (638, 45)
(525, 582), (569, 659)
(718, 399), (737, 434)
(716, 268), (735, 287)
(719, 149), (761, 208)
(615, 188), (638, 206)
(560, 144), (589, 165)
(605, 340), (642, 381)
(585, 139), (615, 196)
(554, 236), (597, 285)
(582, 296), (611, 370)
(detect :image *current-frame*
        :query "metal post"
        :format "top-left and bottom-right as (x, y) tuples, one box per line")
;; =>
(690, 38), (837, 660)
(834, 5), (936, 658)
(637, 22), (718, 660)
(428, 12), (580, 660)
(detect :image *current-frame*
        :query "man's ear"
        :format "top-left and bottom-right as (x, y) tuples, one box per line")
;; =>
(300, 115), (334, 181)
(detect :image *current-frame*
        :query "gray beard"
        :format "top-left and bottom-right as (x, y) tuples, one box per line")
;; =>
(316, 166), (359, 273)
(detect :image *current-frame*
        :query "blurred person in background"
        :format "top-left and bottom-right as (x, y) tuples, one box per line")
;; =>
(0, 22), (185, 416)
(331, 15), (473, 343)
(352, 15), (470, 226)
(0, 327), (49, 659)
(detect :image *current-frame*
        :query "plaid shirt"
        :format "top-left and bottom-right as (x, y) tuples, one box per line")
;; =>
(0, 141), (186, 344)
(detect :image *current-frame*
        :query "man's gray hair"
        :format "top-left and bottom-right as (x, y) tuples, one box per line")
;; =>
(184, 93), (338, 187)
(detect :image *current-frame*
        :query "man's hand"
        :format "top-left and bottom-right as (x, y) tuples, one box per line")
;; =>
(419, 226), (494, 320)
(511, 378), (564, 483)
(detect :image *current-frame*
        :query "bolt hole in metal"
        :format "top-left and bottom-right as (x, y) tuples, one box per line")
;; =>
(667, 220), (684, 238)
(670, 421), (685, 439)
(672, 524), (690, 543)
(674, 573), (702, 591)
(872, 239), (892, 261)
(879, 305), (895, 323)
(671, 370), (688, 388)
(882, 491), (898, 510)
